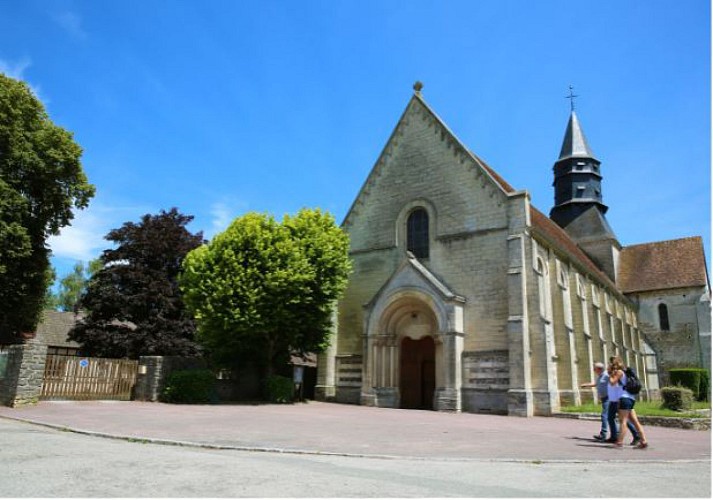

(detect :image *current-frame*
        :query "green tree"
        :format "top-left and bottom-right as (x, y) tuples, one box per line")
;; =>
(56, 259), (102, 312)
(43, 266), (59, 310)
(0, 74), (94, 342)
(180, 208), (351, 379)
(69, 209), (203, 358)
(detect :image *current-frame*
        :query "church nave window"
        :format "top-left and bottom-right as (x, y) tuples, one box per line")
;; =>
(407, 208), (429, 259)
(658, 303), (670, 331)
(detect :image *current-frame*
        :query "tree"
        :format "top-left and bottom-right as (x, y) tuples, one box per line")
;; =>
(69, 208), (203, 358)
(0, 74), (95, 342)
(180, 208), (351, 379)
(43, 266), (59, 310)
(56, 259), (102, 312)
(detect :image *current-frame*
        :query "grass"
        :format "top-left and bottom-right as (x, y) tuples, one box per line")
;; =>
(561, 400), (710, 418)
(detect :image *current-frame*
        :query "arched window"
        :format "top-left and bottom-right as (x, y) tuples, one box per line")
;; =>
(407, 209), (429, 259)
(658, 303), (670, 331)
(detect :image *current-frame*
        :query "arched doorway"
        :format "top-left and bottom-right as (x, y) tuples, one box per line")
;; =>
(400, 336), (436, 410)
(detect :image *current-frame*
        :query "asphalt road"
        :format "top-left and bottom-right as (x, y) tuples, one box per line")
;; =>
(0, 418), (709, 498)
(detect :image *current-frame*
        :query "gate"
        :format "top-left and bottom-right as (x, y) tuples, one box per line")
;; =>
(41, 355), (138, 401)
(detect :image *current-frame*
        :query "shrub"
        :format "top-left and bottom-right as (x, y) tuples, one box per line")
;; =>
(669, 368), (710, 401)
(265, 374), (294, 403)
(161, 369), (216, 404)
(660, 386), (694, 411)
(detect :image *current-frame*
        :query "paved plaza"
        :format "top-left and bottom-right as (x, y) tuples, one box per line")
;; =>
(0, 400), (709, 461)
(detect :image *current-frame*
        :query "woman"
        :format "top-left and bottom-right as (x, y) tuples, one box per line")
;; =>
(609, 356), (648, 449)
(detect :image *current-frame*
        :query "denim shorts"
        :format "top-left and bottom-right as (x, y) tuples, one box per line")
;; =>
(619, 397), (636, 411)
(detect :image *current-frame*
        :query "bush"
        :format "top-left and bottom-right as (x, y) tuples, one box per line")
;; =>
(669, 368), (710, 401)
(265, 374), (294, 403)
(161, 369), (216, 404)
(660, 386), (694, 411)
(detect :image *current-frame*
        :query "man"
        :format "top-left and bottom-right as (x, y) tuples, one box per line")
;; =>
(580, 362), (610, 441)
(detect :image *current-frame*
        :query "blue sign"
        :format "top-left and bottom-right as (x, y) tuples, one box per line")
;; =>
(79, 358), (89, 368)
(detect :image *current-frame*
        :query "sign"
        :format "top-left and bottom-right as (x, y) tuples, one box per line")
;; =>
(79, 358), (89, 368)
(293, 365), (304, 384)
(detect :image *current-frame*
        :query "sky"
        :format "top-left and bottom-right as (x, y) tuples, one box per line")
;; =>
(0, 1), (710, 283)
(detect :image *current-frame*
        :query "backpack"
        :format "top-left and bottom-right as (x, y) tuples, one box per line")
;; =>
(623, 367), (642, 395)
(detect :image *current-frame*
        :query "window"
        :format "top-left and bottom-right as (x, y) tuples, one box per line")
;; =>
(658, 303), (670, 331)
(407, 208), (429, 259)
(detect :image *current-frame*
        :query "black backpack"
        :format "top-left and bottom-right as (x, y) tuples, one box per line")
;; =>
(623, 367), (642, 395)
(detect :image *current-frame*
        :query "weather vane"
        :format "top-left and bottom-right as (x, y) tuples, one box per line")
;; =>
(566, 85), (578, 111)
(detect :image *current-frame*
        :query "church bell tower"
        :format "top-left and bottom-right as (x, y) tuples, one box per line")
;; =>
(550, 108), (607, 227)
(549, 89), (621, 281)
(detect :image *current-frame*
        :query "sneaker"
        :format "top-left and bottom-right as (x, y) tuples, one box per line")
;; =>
(593, 434), (606, 441)
(630, 436), (641, 446)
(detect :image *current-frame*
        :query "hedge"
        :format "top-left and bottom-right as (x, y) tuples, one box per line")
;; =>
(161, 369), (216, 404)
(660, 386), (694, 411)
(669, 368), (710, 401)
(265, 374), (294, 403)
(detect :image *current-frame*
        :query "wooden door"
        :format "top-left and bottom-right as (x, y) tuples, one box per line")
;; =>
(399, 336), (435, 410)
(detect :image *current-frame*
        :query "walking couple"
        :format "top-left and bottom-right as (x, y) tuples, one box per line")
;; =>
(581, 357), (649, 449)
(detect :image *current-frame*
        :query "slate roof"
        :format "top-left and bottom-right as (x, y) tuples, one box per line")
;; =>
(558, 111), (598, 161)
(35, 310), (81, 348)
(618, 237), (709, 293)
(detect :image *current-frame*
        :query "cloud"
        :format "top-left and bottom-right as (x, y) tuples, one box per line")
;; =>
(0, 57), (47, 103)
(47, 200), (154, 261)
(53, 11), (87, 41)
(205, 199), (249, 239)
(0, 57), (31, 80)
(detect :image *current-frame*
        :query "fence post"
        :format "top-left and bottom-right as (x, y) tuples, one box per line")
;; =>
(0, 341), (48, 407)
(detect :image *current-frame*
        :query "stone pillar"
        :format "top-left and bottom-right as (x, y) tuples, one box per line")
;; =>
(315, 312), (338, 400)
(360, 334), (377, 406)
(506, 233), (533, 416)
(434, 331), (462, 412)
(0, 341), (48, 407)
(134, 356), (166, 402)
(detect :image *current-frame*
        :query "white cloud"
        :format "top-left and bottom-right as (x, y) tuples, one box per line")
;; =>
(0, 57), (31, 80)
(53, 11), (87, 41)
(0, 57), (47, 103)
(47, 200), (154, 261)
(205, 199), (249, 239)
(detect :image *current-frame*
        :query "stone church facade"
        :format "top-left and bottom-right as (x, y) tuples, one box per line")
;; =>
(315, 86), (709, 416)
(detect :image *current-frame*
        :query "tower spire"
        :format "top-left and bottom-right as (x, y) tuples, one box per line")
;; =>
(550, 106), (608, 229)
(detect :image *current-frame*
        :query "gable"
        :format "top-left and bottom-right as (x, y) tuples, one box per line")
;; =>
(342, 93), (514, 251)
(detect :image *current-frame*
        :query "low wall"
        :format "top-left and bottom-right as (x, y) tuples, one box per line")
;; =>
(0, 342), (48, 407)
(133, 356), (206, 402)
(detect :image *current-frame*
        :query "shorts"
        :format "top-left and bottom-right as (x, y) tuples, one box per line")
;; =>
(619, 397), (636, 411)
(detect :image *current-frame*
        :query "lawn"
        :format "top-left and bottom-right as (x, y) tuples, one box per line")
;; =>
(561, 400), (710, 418)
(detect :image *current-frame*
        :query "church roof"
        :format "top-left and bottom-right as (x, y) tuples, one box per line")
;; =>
(478, 158), (621, 292)
(558, 111), (598, 161)
(618, 237), (709, 293)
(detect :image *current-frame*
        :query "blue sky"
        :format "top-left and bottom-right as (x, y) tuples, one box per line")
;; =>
(1, 1), (710, 282)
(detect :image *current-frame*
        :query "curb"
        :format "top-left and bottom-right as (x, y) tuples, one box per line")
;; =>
(1, 414), (708, 465)
(553, 412), (711, 431)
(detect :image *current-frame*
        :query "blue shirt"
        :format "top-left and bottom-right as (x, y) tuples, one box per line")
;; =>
(596, 372), (609, 399)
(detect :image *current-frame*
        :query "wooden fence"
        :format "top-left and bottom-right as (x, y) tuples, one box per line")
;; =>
(41, 355), (138, 401)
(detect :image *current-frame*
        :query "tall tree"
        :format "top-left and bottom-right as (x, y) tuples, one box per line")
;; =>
(69, 208), (204, 359)
(56, 259), (102, 312)
(0, 74), (94, 342)
(180, 208), (351, 378)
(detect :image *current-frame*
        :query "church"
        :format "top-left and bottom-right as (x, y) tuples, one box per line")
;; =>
(315, 84), (710, 416)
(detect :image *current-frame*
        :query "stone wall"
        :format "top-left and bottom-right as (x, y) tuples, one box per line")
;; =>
(133, 356), (206, 402)
(0, 342), (48, 407)
(631, 287), (710, 385)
